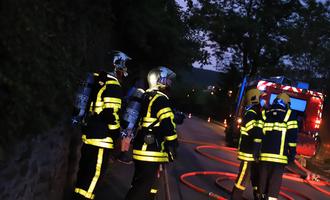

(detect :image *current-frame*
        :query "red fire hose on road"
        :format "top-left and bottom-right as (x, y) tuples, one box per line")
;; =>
(179, 139), (330, 199)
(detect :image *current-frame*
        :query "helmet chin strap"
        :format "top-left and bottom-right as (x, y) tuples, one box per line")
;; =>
(113, 68), (128, 80)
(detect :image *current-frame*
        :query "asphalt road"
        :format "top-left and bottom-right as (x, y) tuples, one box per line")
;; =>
(95, 116), (330, 200)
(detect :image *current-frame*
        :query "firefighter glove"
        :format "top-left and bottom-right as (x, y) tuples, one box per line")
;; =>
(253, 142), (261, 162)
(288, 154), (295, 163)
(165, 142), (177, 162)
(288, 147), (296, 163)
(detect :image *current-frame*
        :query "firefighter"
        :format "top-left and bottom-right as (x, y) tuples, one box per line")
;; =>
(258, 93), (298, 200)
(73, 51), (131, 200)
(125, 66), (178, 200)
(231, 88), (264, 200)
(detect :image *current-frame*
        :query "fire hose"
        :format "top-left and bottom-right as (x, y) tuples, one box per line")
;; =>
(179, 139), (330, 199)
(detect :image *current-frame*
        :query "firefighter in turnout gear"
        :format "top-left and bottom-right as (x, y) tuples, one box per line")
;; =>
(258, 93), (298, 200)
(231, 88), (264, 200)
(125, 67), (178, 200)
(73, 51), (131, 199)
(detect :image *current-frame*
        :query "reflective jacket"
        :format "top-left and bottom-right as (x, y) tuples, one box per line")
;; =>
(237, 104), (263, 161)
(81, 71), (123, 149)
(132, 90), (177, 163)
(259, 104), (298, 164)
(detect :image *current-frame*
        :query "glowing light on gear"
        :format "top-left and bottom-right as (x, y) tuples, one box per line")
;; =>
(148, 73), (158, 87)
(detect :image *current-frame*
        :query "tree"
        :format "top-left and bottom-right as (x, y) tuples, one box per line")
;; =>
(186, 0), (330, 81)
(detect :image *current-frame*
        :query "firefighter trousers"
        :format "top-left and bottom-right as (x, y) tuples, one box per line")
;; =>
(125, 160), (160, 200)
(73, 143), (111, 200)
(231, 161), (259, 200)
(258, 161), (285, 199)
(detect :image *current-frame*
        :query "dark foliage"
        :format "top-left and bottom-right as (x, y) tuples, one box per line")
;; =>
(0, 0), (203, 148)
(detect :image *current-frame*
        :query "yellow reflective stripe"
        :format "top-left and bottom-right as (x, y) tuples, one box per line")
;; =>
(114, 108), (120, 127)
(289, 143), (297, 147)
(143, 117), (157, 122)
(287, 125), (298, 129)
(238, 135), (242, 149)
(142, 117), (159, 127)
(244, 124), (254, 132)
(142, 143), (148, 151)
(161, 141), (165, 152)
(256, 120), (264, 128)
(265, 127), (286, 132)
(165, 134), (177, 141)
(246, 109), (257, 115)
(82, 135), (113, 143)
(92, 79), (120, 114)
(264, 122), (287, 128)
(133, 149), (168, 157)
(156, 91), (169, 99)
(108, 124), (120, 130)
(95, 102), (104, 107)
(159, 112), (174, 122)
(238, 151), (254, 160)
(287, 120), (298, 129)
(82, 135), (114, 149)
(245, 120), (256, 128)
(142, 122), (160, 127)
(260, 153), (287, 159)
(93, 85), (107, 114)
(260, 157), (288, 164)
(75, 188), (95, 199)
(82, 140), (114, 149)
(150, 189), (158, 194)
(238, 152), (253, 157)
(270, 108), (286, 112)
(287, 120), (298, 125)
(103, 103), (121, 109)
(235, 161), (247, 190)
(96, 86), (106, 105)
(133, 155), (169, 162)
(157, 107), (172, 118)
(263, 122), (288, 132)
(240, 130), (249, 136)
(87, 148), (104, 195)
(238, 156), (255, 161)
(254, 138), (262, 143)
(94, 108), (102, 114)
(89, 102), (94, 112)
(105, 80), (120, 85)
(284, 109), (291, 122)
(103, 97), (121, 104)
(146, 94), (162, 118)
(280, 129), (286, 155)
(262, 110), (266, 120)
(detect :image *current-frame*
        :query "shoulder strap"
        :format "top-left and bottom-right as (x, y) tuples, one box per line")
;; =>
(284, 109), (291, 122)
(144, 92), (163, 129)
(261, 110), (267, 121)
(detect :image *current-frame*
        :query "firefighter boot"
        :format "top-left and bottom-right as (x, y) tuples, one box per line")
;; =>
(253, 190), (261, 200)
(231, 186), (244, 200)
(260, 194), (267, 200)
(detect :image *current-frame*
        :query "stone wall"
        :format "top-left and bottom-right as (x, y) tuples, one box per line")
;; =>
(0, 122), (82, 200)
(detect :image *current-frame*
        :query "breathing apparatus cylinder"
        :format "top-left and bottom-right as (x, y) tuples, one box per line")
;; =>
(122, 88), (145, 137)
(72, 73), (94, 126)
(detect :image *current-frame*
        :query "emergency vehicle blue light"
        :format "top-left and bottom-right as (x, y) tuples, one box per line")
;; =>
(270, 94), (307, 112)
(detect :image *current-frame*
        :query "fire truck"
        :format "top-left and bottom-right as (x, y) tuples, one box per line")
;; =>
(224, 76), (325, 157)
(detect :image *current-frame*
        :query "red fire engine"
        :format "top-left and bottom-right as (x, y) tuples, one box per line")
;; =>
(225, 76), (324, 157)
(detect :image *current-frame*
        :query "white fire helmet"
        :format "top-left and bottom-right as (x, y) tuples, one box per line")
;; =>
(112, 51), (131, 77)
(147, 66), (176, 90)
